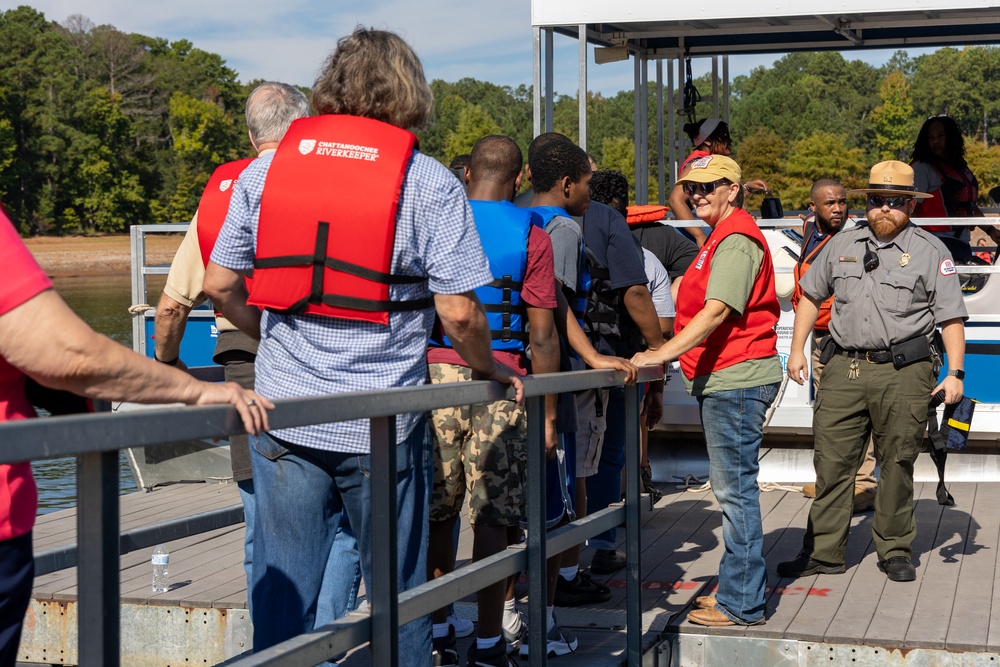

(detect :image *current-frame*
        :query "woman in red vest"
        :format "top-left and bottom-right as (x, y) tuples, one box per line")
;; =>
(668, 118), (769, 249)
(632, 154), (781, 628)
(910, 114), (1000, 262)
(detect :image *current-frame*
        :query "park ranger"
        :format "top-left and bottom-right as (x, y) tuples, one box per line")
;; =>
(778, 160), (967, 583)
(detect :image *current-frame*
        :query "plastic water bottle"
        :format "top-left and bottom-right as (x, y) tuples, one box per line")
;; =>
(151, 545), (170, 593)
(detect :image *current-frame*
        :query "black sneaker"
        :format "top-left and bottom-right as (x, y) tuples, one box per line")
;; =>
(554, 571), (611, 606)
(432, 627), (459, 667)
(468, 639), (519, 666)
(776, 552), (846, 578)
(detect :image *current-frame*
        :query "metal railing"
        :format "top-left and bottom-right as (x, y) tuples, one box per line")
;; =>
(1, 365), (662, 666)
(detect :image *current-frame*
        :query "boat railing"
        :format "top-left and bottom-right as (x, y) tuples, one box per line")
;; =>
(2, 364), (662, 667)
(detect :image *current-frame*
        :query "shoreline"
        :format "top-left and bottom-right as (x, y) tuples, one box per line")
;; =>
(24, 234), (184, 277)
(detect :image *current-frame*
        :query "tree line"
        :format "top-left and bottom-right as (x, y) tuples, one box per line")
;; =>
(5, 5), (1000, 235)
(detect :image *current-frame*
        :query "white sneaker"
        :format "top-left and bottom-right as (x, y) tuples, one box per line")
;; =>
(502, 609), (526, 654)
(448, 613), (475, 639)
(518, 622), (578, 657)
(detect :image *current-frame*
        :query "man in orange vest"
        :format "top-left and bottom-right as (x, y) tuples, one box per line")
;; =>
(792, 179), (877, 513)
(151, 82), (355, 619)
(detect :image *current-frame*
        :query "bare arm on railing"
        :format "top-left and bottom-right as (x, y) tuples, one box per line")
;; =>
(153, 215), (206, 369)
(553, 287), (638, 384)
(0, 289), (272, 434)
(203, 262), (261, 341)
(153, 294), (192, 370)
(526, 301), (560, 458)
(434, 291), (525, 404)
(630, 298), (731, 368)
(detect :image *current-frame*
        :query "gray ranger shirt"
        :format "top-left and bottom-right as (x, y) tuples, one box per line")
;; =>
(800, 222), (968, 350)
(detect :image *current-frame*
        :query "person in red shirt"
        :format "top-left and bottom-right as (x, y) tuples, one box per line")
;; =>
(426, 135), (559, 667)
(0, 212), (271, 666)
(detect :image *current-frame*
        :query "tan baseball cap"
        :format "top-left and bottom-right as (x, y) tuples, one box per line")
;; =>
(677, 154), (742, 185)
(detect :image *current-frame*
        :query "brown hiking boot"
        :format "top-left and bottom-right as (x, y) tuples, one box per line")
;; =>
(801, 483), (816, 498)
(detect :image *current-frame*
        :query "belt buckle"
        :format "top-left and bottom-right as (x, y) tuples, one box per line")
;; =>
(865, 351), (879, 364)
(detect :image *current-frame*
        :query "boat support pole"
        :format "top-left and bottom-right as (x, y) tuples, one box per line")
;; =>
(657, 59), (665, 206)
(579, 24), (587, 151)
(533, 26), (541, 139)
(633, 54), (641, 205)
(545, 29), (554, 133)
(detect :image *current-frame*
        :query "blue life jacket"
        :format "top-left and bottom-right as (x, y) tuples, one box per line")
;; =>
(530, 206), (591, 326)
(433, 200), (531, 352)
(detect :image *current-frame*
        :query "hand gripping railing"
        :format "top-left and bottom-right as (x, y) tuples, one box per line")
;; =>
(0, 364), (663, 666)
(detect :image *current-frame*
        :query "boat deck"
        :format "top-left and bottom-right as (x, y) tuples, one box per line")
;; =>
(24, 479), (1000, 665)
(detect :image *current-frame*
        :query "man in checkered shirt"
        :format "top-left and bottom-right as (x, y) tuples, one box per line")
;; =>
(205, 28), (524, 665)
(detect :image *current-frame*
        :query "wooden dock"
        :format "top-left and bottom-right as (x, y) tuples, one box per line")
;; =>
(20, 480), (1000, 665)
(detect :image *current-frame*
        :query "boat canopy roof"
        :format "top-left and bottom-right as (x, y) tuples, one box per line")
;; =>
(532, 1), (1000, 57)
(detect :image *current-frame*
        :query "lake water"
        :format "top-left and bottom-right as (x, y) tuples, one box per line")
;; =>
(34, 274), (167, 513)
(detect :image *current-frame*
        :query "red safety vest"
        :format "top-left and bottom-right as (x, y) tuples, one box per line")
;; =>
(911, 159), (978, 233)
(196, 157), (256, 316)
(197, 158), (256, 266)
(249, 115), (429, 325)
(675, 208), (779, 380)
(791, 221), (834, 332)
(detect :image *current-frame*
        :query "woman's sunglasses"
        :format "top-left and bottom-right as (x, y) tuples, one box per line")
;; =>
(867, 194), (913, 209)
(683, 179), (730, 197)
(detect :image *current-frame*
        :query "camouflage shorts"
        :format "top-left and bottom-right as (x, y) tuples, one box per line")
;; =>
(428, 363), (526, 526)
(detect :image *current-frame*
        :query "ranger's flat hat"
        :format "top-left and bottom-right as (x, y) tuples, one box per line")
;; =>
(848, 160), (932, 198)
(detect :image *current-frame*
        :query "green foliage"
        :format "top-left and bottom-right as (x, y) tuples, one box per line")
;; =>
(783, 132), (867, 208)
(0, 6), (249, 234)
(7, 8), (1000, 233)
(869, 71), (917, 161)
(444, 104), (502, 159)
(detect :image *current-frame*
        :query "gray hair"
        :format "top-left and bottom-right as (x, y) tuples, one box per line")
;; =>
(245, 82), (310, 145)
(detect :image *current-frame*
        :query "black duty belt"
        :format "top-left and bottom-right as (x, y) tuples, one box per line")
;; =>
(833, 344), (893, 364)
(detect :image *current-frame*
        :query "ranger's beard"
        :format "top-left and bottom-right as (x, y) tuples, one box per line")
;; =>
(868, 211), (908, 237)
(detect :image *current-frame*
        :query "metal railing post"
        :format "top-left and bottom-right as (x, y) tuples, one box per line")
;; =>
(369, 416), (398, 667)
(624, 384), (642, 666)
(76, 451), (120, 667)
(524, 394), (547, 667)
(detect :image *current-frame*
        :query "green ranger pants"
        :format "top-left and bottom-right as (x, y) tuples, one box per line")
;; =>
(804, 352), (934, 564)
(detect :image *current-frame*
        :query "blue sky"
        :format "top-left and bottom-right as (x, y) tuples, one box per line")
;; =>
(21, 1), (931, 97)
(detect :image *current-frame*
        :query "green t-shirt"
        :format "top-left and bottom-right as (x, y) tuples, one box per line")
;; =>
(683, 233), (783, 396)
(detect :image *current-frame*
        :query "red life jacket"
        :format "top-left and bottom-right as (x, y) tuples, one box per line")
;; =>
(197, 158), (256, 316)
(791, 220), (834, 332)
(911, 159), (978, 233)
(675, 208), (779, 380)
(197, 158), (256, 266)
(249, 115), (429, 325)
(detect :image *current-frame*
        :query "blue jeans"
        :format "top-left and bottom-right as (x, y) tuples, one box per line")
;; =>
(249, 421), (432, 665)
(237, 479), (256, 615)
(697, 382), (779, 625)
(586, 387), (626, 551)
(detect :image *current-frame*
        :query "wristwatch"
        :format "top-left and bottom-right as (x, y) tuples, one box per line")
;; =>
(947, 369), (965, 380)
